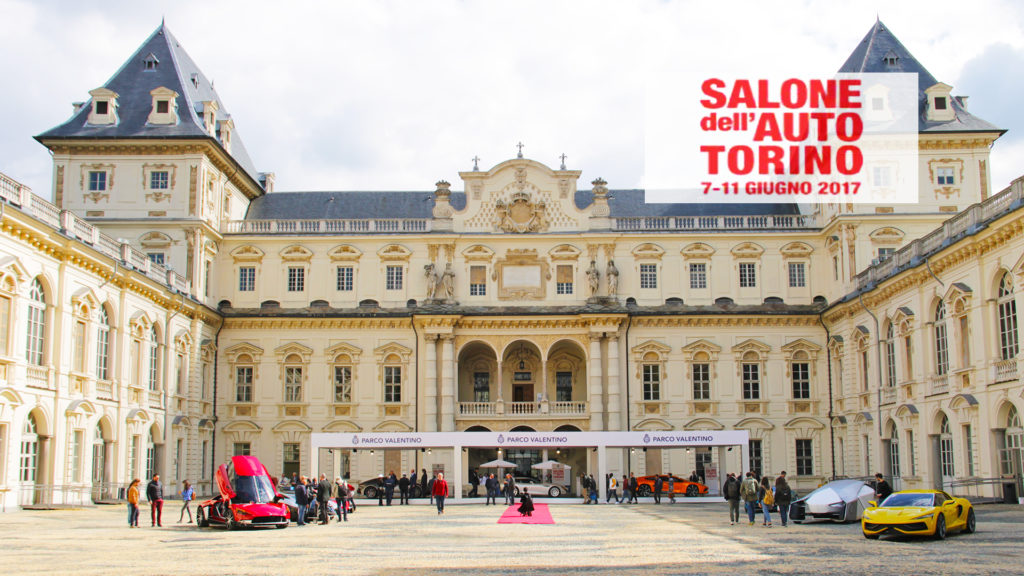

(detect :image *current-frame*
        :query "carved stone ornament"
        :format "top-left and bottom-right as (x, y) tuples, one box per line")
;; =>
(494, 190), (548, 233)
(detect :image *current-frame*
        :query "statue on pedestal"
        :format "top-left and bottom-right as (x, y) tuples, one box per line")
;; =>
(441, 262), (456, 301)
(607, 260), (619, 298)
(424, 263), (438, 300)
(586, 260), (600, 297)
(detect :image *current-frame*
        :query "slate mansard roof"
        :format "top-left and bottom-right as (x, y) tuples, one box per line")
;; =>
(839, 20), (1003, 134)
(35, 23), (262, 186)
(244, 188), (800, 221)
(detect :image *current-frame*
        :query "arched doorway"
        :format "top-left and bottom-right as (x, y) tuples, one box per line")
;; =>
(91, 422), (108, 501)
(19, 412), (44, 504)
(1002, 406), (1023, 496)
(937, 414), (955, 489)
(885, 420), (901, 490)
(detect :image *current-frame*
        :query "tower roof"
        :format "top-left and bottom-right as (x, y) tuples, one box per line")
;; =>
(36, 22), (262, 188)
(839, 20), (1002, 134)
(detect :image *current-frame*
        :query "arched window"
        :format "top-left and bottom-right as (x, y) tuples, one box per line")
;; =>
(92, 423), (106, 486)
(1007, 406), (1023, 462)
(148, 326), (160, 391)
(283, 353), (303, 403)
(741, 351), (761, 400)
(19, 413), (39, 483)
(96, 308), (111, 381)
(25, 279), (45, 365)
(884, 322), (896, 388)
(939, 415), (954, 479)
(333, 354), (353, 403)
(934, 301), (948, 375)
(998, 273), (1019, 361)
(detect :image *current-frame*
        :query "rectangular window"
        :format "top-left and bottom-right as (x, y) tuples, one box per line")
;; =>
(936, 167), (955, 186)
(906, 430), (917, 476)
(470, 266), (486, 296)
(748, 439), (763, 475)
(832, 256), (839, 281)
(788, 262), (806, 288)
(964, 424), (975, 477)
(334, 366), (352, 403)
(792, 362), (810, 399)
(201, 440), (208, 479)
(642, 364), (660, 401)
(739, 262), (756, 288)
(287, 267), (305, 292)
(860, 350), (869, 391)
(639, 264), (658, 289)
(384, 366), (402, 402)
(175, 438), (183, 481)
(232, 442), (251, 457)
(95, 101), (109, 115)
(201, 362), (210, 400)
(386, 266), (403, 291)
(742, 363), (760, 399)
(934, 96), (947, 110)
(878, 247), (896, 261)
(689, 263), (707, 290)
(284, 366), (303, 402)
(128, 435), (139, 478)
(238, 267), (255, 292)
(958, 315), (970, 366)
(235, 366), (252, 403)
(149, 171), (169, 189)
(147, 252), (165, 266)
(156, 100), (169, 114)
(473, 372), (490, 402)
(336, 266), (353, 291)
(555, 371), (572, 402)
(903, 336), (913, 380)
(96, 323), (109, 381)
(0, 295), (9, 354)
(283, 443), (301, 477)
(72, 321), (86, 373)
(130, 340), (141, 386)
(71, 430), (83, 483)
(872, 166), (892, 187)
(556, 265), (573, 295)
(204, 261), (211, 298)
(88, 171), (107, 191)
(149, 342), (159, 391)
(796, 439), (813, 476)
(176, 353), (185, 395)
(692, 363), (710, 400)
(935, 320), (949, 375)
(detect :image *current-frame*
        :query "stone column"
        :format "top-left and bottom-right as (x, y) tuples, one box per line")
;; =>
(589, 334), (605, 431)
(607, 335), (621, 430)
(495, 360), (504, 415)
(441, 335), (455, 432)
(424, 335), (438, 432)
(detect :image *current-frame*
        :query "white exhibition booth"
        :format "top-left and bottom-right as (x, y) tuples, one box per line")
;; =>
(311, 430), (750, 502)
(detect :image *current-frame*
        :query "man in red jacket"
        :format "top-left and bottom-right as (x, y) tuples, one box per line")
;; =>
(432, 472), (449, 515)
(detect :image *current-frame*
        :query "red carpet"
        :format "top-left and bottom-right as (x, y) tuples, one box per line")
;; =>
(497, 503), (554, 524)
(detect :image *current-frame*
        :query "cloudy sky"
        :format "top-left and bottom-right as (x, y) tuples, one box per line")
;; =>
(3, 0), (1024, 199)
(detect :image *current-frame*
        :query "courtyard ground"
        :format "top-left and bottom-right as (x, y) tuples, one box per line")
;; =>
(1, 499), (1021, 575)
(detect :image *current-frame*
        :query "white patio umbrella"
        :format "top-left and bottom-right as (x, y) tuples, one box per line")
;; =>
(478, 459), (517, 469)
(531, 460), (571, 471)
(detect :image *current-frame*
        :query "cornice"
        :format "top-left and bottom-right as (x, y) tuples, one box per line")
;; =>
(223, 317), (413, 331)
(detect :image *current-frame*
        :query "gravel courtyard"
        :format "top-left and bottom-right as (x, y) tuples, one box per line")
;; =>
(1, 500), (1022, 575)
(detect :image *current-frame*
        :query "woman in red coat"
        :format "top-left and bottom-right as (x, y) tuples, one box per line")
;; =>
(431, 472), (449, 515)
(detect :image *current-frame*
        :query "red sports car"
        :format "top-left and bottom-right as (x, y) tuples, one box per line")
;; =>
(635, 474), (709, 497)
(197, 455), (290, 529)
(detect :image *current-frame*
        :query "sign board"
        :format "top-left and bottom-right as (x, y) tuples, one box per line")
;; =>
(705, 464), (719, 496)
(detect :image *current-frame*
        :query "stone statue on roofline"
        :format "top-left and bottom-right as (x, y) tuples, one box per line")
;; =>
(424, 263), (438, 300)
(441, 262), (456, 302)
(607, 260), (619, 299)
(586, 260), (600, 297)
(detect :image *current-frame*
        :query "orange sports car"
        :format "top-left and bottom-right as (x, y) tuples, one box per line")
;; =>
(635, 474), (709, 497)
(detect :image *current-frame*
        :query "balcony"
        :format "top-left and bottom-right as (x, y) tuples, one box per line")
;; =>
(929, 374), (950, 396)
(456, 400), (589, 419)
(225, 218), (431, 234)
(613, 214), (816, 231)
(993, 359), (1019, 383)
(26, 365), (52, 390)
(96, 380), (116, 401)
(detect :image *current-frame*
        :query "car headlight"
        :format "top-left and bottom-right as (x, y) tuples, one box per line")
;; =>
(911, 512), (936, 520)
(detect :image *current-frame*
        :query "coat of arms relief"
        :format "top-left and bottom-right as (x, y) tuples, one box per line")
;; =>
(493, 167), (548, 233)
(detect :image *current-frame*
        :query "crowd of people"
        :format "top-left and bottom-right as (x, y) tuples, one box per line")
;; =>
(722, 470), (794, 527)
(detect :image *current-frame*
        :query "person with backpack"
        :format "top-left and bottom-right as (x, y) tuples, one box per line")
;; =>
(724, 472), (741, 525)
(775, 471), (793, 527)
(334, 477), (349, 522)
(653, 474), (663, 504)
(740, 472), (759, 525)
(759, 476), (774, 527)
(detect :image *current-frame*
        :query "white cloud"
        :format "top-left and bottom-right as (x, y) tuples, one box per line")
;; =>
(1, 0), (1022, 197)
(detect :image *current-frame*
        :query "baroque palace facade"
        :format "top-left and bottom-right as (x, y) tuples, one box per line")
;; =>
(0, 20), (1022, 508)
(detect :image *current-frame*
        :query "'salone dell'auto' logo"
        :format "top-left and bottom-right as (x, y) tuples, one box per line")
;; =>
(352, 435), (360, 445)
(497, 434), (505, 444)
(643, 433), (651, 444)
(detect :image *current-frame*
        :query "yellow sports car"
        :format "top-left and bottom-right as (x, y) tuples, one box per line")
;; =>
(862, 489), (976, 540)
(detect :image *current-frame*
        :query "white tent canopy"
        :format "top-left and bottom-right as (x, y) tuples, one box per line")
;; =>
(531, 460), (571, 471)
(479, 459), (517, 469)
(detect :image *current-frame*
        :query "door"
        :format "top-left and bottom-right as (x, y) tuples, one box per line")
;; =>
(513, 384), (533, 402)
(384, 449), (402, 476)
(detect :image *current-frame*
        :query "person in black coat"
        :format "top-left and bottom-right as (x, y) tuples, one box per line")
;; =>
(653, 475), (664, 504)
(384, 471), (398, 506)
(398, 473), (411, 505)
(518, 488), (535, 517)
(317, 474), (332, 524)
(485, 473), (499, 505)
(420, 469), (428, 501)
(410, 469), (418, 498)
(628, 473), (639, 504)
(469, 469), (480, 498)
(294, 476), (309, 526)
(874, 472), (893, 502)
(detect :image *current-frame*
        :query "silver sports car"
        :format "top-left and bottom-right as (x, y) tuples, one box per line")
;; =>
(789, 479), (875, 523)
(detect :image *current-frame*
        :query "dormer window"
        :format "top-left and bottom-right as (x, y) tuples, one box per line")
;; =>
(882, 50), (898, 67)
(934, 97), (947, 110)
(925, 82), (956, 122)
(86, 88), (119, 125)
(202, 100), (219, 135)
(147, 86), (179, 125)
(143, 53), (159, 70)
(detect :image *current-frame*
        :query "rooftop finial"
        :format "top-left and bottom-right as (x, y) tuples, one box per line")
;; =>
(472, 155), (480, 171)
(559, 153), (567, 170)
(516, 142), (524, 159)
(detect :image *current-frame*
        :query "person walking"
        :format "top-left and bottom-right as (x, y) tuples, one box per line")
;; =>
(334, 477), (349, 522)
(580, 473), (589, 504)
(178, 480), (194, 523)
(628, 473), (639, 504)
(504, 474), (516, 505)
(667, 475), (676, 504)
(294, 476), (309, 526)
(410, 469), (418, 498)
(653, 475), (663, 504)
(518, 488), (535, 517)
(775, 471), (793, 527)
(740, 472), (759, 525)
(399, 472), (410, 505)
(723, 472), (741, 525)
(420, 469), (428, 502)
(127, 478), (140, 528)
(428, 474), (435, 506)
(758, 475), (774, 527)
(318, 474), (332, 524)
(432, 472), (449, 515)
(377, 473), (386, 506)
(485, 473), (499, 505)
(146, 474), (164, 527)
(607, 474), (619, 503)
(469, 469), (480, 498)
(385, 471), (397, 506)
(588, 474), (598, 504)
(620, 474), (631, 504)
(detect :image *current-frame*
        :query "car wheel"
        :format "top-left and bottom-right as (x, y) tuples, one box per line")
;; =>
(637, 485), (651, 497)
(548, 486), (562, 498)
(364, 486), (378, 500)
(276, 523), (287, 529)
(197, 508), (208, 528)
(933, 515), (946, 540)
(411, 486), (422, 499)
(863, 532), (879, 540)
(963, 509), (976, 534)
(686, 485), (698, 497)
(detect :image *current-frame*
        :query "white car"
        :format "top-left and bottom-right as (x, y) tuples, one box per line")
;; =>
(512, 476), (568, 498)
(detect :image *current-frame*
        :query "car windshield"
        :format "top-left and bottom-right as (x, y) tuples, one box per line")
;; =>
(233, 475), (276, 504)
(881, 493), (936, 507)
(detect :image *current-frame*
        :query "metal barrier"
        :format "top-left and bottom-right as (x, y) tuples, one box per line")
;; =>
(949, 477), (1019, 504)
